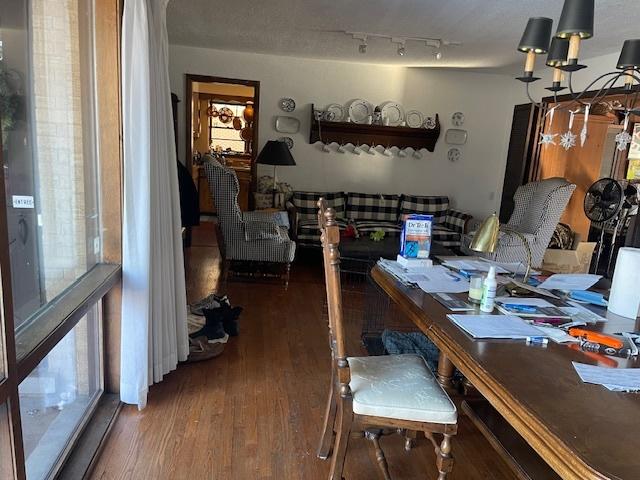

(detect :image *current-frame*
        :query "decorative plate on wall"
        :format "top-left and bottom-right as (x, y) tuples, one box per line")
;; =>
(405, 110), (424, 128)
(219, 107), (234, 123)
(325, 103), (345, 122)
(279, 137), (294, 149)
(451, 111), (465, 126)
(448, 147), (461, 162)
(445, 128), (468, 145)
(424, 116), (437, 129)
(379, 101), (406, 126)
(348, 99), (374, 124)
(275, 116), (301, 134)
(279, 98), (296, 112)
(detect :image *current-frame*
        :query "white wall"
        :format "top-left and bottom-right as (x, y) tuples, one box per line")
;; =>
(169, 45), (521, 218)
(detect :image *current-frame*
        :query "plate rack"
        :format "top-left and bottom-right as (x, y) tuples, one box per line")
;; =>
(309, 104), (441, 152)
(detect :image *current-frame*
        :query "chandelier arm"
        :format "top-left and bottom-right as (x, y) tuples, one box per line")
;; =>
(589, 74), (627, 106)
(568, 72), (588, 107)
(563, 71), (634, 110)
(525, 82), (543, 108)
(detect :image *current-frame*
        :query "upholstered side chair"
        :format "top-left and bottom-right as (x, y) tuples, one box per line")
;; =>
(464, 177), (576, 267)
(316, 198), (457, 480)
(204, 155), (295, 284)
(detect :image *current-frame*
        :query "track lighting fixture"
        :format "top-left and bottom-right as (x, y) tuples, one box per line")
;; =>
(434, 51), (442, 60)
(397, 42), (406, 56)
(359, 41), (367, 54)
(346, 31), (460, 59)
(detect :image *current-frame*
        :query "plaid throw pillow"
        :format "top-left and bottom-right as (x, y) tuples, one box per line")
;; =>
(400, 195), (449, 223)
(292, 191), (346, 220)
(347, 193), (400, 222)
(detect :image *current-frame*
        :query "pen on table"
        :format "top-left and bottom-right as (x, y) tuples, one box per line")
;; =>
(457, 269), (472, 279)
(445, 272), (461, 282)
(526, 336), (548, 346)
(503, 304), (537, 313)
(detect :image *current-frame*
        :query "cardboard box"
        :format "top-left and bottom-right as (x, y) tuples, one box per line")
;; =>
(542, 242), (596, 274)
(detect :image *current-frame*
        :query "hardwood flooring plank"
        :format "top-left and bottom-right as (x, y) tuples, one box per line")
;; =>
(90, 222), (516, 480)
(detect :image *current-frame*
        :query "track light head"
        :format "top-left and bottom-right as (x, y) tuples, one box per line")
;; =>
(397, 43), (406, 56)
(434, 51), (443, 60)
(359, 41), (367, 54)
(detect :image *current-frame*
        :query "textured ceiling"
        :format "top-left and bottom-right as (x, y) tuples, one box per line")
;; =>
(166, 0), (637, 71)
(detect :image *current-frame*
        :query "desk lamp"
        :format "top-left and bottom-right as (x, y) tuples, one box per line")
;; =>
(256, 140), (296, 207)
(470, 213), (533, 282)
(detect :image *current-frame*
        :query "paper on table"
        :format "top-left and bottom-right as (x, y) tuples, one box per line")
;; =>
(534, 325), (579, 343)
(443, 259), (510, 274)
(494, 297), (554, 308)
(416, 266), (470, 293)
(559, 301), (608, 324)
(573, 362), (640, 392)
(538, 274), (602, 291)
(447, 314), (546, 339)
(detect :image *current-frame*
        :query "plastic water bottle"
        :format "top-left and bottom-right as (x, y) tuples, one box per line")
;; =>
(480, 266), (497, 313)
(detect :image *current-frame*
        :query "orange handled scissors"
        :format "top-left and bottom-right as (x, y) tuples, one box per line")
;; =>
(567, 328), (624, 349)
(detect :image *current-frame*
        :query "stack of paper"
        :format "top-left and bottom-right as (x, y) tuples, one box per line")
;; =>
(573, 362), (640, 392)
(447, 314), (547, 339)
(538, 274), (602, 291)
(559, 301), (608, 324)
(442, 259), (510, 274)
(415, 266), (469, 293)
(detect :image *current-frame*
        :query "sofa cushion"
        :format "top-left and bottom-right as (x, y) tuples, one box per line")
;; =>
(347, 193), (400, 222)
(432, 225), (461, 247)
(354, 220), (403, 237)
(400, 195), (449, 224)
(297, 217), (348, 246)
(292, 191), (346, 220)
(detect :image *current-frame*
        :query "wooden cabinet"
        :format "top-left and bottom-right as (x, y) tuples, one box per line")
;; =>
(193, 157), (252, 214)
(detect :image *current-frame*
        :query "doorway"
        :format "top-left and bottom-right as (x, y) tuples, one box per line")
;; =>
(185, 74), (260, 214)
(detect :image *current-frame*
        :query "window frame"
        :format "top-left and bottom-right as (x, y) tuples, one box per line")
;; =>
(0, 0), (124, 478)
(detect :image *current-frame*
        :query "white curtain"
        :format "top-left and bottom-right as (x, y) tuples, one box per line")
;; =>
(120, 0), (188, 409)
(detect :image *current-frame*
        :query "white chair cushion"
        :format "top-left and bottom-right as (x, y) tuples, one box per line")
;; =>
(347, 354), (457, 425)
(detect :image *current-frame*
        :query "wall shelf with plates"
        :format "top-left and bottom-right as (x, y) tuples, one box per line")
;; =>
(308, 104), (441, 152)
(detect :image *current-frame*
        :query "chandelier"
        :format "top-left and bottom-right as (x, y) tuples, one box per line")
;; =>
(516, 0), (639, 150)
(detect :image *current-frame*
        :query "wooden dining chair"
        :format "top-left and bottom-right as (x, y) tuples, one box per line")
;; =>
(316, 198), (458, 480)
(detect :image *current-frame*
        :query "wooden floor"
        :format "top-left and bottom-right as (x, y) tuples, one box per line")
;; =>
(90, 222), (515, 480)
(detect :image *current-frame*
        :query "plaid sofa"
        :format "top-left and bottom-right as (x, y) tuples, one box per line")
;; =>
(287, 191), (472, 248)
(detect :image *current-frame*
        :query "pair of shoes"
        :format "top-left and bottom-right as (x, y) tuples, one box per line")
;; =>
(190, 293), (230, 316)
(189, 314), (229, 344)
(185, 335), (225, 363)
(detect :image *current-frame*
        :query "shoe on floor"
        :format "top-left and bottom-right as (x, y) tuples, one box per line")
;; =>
(190, 293), (229, 316)
(222, 306), (242, 337)
(189, 309), (229, 344)
(185, 336), (225, 363)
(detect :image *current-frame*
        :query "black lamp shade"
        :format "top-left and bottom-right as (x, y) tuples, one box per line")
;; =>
(256, 140), (296, 166)
(617, 39), (640, 69)
(518, 17), (553, 54)
(556, 0), (594, 39)
(546, 38), (570, 67)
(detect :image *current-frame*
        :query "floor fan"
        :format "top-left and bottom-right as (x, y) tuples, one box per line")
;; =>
(605, 183), (639, 275)
(583, 178), (623, 274)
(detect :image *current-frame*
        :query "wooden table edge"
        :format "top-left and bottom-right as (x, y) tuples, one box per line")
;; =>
(370, 266), (612, 480)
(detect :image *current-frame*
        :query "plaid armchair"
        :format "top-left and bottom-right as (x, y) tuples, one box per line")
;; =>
(204, 157), (295, 265)
(463, 178), (575, 267)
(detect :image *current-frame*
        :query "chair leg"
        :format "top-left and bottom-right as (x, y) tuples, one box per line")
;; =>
(317, 379), (337, 460)
(403, 429), (418, 452)
(328, 400), (353, 480)
(365, 430), (392, 480)
(435, 433), (454, 480)
(283, 263), (291, 288)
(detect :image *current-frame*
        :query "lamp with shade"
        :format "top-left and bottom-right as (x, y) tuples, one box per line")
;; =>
(256, 140), (296, 207)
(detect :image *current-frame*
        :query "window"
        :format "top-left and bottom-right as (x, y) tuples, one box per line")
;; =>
(1, 0), (100, 332)
(0, 1), (119, 479)
(19, 309), (102, 480)
(208, 101), (247, 153)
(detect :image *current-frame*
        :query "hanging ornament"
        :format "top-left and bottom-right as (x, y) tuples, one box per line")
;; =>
(616, 112), (632, 152)
(539, 133), (558, 145)
(539, 106), (558, 146)
(580, 104), (590, 147)
(560, 111), (577, 151)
